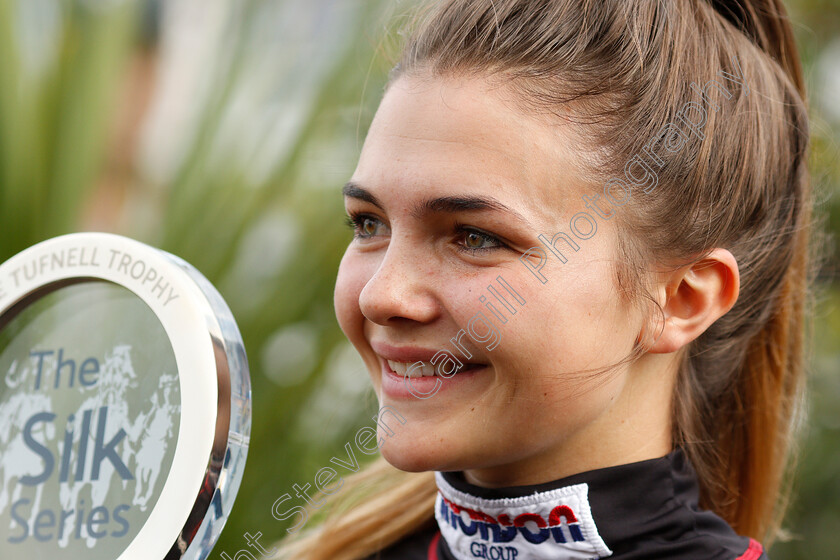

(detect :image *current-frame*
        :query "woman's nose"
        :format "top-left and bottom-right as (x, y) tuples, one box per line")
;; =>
(358, 241), (440, 326)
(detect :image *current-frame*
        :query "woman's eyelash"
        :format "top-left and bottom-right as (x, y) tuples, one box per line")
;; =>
(343, 212), (506, 254)
(344, 211), (383, 238)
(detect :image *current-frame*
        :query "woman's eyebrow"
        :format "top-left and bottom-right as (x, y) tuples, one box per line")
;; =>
(411, 195), (528, 226)
(343, 181), (383, 209)
(342, 181), (528, 226)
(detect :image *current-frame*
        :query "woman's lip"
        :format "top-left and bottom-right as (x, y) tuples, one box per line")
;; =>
(370, 341), (440, 362)
(370, 340), (485, 365)
(370, 341), (486, 369)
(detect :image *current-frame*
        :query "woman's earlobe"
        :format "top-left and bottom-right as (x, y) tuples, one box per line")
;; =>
(645, 248), (740, 354)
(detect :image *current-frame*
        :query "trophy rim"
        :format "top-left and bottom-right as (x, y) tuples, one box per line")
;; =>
(0, 232), (251, 560)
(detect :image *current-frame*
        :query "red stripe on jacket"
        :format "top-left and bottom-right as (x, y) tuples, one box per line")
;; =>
(736, 538), (764, 560)
(427, 531), (441, 560)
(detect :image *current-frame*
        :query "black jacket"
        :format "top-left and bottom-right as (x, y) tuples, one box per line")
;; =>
(366, 448), (769, 560)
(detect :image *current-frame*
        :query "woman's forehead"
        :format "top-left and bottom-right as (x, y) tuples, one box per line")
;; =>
(353, 73), (590, 223)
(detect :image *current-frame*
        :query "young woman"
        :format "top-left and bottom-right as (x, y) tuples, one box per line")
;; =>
(275, 0), (816, 558)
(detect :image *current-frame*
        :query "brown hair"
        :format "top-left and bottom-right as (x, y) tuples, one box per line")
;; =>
(274, 1), (816, 557)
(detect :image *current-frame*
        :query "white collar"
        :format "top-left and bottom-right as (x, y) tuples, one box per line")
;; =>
(434, 471), (613, 560)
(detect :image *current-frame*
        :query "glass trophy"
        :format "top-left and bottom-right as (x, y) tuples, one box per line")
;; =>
(0, 233), (251, 559)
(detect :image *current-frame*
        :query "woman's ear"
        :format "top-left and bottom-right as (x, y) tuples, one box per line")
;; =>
(644, 248), (740, 354)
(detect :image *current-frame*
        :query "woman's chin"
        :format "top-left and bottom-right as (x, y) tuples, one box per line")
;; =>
(379, 440), (453, 473)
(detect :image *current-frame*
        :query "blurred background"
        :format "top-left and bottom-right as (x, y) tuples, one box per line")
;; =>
(0, 0), (837, 557)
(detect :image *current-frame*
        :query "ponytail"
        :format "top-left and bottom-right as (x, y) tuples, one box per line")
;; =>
(674, 0), (814, 542)
(703, 222), (813, 540)
(719, 229), (811, 540)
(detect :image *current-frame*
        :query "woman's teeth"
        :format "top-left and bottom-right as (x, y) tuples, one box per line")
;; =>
(386, 359), (481, 377)
(388, 359), (436, 377)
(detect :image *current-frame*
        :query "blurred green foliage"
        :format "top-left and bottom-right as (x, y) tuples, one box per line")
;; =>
(0, 1), (837, 558)
(0, 0), (139, 252)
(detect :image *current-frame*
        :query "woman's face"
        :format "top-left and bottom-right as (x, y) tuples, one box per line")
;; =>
(334, 73), (661, 486)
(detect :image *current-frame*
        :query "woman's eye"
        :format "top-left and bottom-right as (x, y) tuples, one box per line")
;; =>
(344, 213), (505, 254)
(456, 226), (505, 254)
(345, 212), (388, 239)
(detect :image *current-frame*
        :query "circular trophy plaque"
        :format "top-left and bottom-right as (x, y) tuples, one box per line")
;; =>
(0, 233), (250, 559)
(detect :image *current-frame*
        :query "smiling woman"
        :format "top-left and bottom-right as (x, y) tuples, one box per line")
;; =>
(272, 1), (816, 559)
(336, 51), (679, 503)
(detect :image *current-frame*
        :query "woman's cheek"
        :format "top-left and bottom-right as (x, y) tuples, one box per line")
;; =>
(334, 252), (368, 341)
(436, 267), (516, 321)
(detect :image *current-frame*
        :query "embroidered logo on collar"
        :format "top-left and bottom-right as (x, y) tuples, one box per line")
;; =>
(435, 473), (613, 560)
